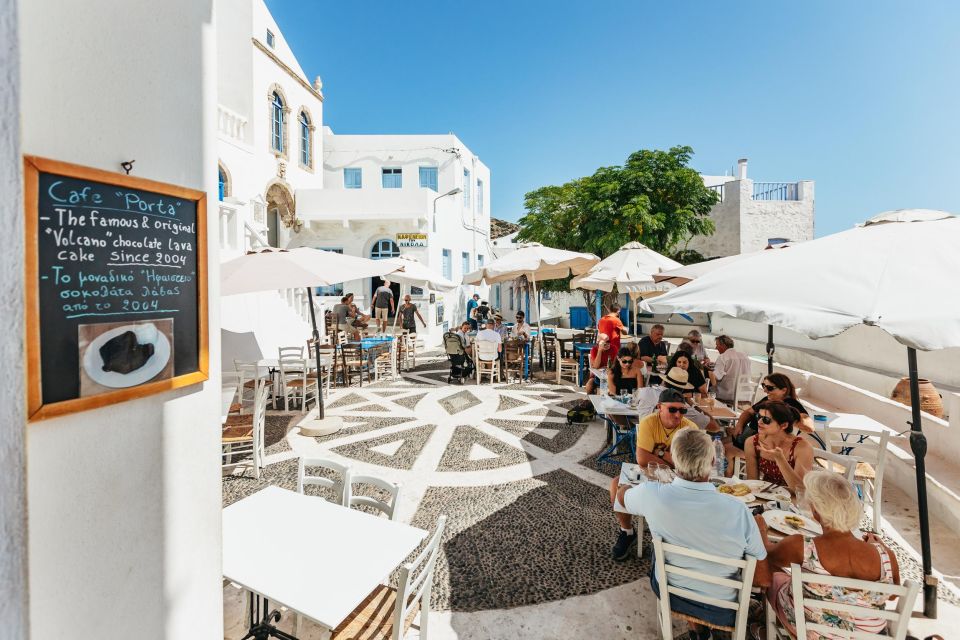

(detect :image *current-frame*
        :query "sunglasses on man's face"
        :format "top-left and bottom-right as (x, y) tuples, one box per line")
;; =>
(666, 406), (688, 415)
(762, 383), (779, 392)
(689, 339), (701, 344)
(759, 415), (774, 425)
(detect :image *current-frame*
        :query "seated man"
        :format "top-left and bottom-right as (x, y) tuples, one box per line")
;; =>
(638, 323), (670, 366)
(475, 317), (503, 355)
(609, 389), (696, 560)
(616, 427), (769, 637)
(633, 367), (721, 433)
(584, 332), (615, 394)
(512, 311), (532, 341)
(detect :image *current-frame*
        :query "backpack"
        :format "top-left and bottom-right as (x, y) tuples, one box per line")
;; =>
(566, 399), (596, 424)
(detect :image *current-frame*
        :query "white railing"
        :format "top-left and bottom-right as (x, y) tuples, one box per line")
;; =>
(244, 220), (270, 251)
(219, 202), (240, 251)
(217, 104), (248, 143)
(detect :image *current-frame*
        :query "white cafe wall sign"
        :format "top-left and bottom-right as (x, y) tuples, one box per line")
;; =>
(396, 232), (427, 248)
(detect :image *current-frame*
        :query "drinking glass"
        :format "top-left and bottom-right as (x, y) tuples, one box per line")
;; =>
(794, 489), (814, 519)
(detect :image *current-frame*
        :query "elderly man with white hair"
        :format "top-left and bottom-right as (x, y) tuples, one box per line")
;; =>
(617, 427), (770, 638)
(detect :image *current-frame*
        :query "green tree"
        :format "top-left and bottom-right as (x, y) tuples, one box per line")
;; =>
(517, 145), (717, 271)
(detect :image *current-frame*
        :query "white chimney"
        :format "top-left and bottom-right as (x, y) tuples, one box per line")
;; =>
(737, 158), (748, 180)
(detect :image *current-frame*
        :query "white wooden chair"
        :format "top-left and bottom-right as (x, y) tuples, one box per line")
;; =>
(766, 565), (918, 640)
(278, 356), (318, 413)
(346, 474), (402, 521)
(234, 359), (272, 411)
(221, 385), (269, 479)
(555, 339), (578, 385)
(652, 534), (757, 640)
(811, 448), (859, 483)
(733, 373), (760, 411)
(278, 345), (304, 360)
(475, 339), (501, 384)
(296, 457), (351, 505)
(374, 338), (399, 381)
(315, 515), (448, 640)
(403, 331), (417, 370)
(823, 426), (889, 531)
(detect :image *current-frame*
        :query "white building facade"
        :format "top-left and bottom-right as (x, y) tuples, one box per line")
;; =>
(215, 0), (490, 351)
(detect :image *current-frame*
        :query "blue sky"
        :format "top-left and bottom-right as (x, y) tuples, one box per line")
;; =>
(266, 1), (960, 236)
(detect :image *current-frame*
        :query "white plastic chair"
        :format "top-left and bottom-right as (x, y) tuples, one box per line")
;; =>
(811, 448), (859, 483)
(652, 534), (757, 640)
(296, 457), (351, 504)
(823, 426), (889, 531)
(766, 564), (918, 640)
(346, 474), (402, 521)
(221, 385), (269, 479)
(475, 339), (501, 384)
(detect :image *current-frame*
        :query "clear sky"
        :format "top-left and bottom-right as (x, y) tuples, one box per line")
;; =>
(266, 0), (960, 236)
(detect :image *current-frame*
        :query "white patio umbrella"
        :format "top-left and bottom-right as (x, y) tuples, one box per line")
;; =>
(641, 209), (960, 616)
(653, 242), (794, 372)
(570, 241), (681, 334)
(463, 242), (598, 330)
(376, 254), (456, 331)
(221, 247), (402, 433)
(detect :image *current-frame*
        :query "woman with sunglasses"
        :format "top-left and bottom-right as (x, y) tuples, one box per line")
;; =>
(607, 346), (644, 395)
(745, 400), (813, 490)
(732, 373), (813, 451)
(666, 350), (707, 395)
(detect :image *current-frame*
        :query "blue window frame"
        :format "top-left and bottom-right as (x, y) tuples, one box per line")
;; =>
(382, 168), (402, 188)
(344, 167), (362, 189)
(266, 29), (275, 48)
(461, 251), (470, 276)
(271, 92), (284, 153)
(494, 284), (501, 309)
(370, 239), (400, 260)
(442, 249), (452, 280)
(419, 166), (438, 191)
(463, 169), (471, 206)
(218, 166), (225, 201)
(315, 249), (344, 296)
(299, 111), (311, 167)
(477, 179), (484, 214)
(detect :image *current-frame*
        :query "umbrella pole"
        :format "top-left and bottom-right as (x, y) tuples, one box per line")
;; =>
(595, 289), (602, 328)
(766, 324), (775, 375)
(908, 347), (937, 618)
(300, 288), (341, 436)
(532, 274), (541, 371)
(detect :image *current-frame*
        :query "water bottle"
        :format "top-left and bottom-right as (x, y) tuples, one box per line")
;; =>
(814, 414), (829, 432)
(713, 434), (726, 477)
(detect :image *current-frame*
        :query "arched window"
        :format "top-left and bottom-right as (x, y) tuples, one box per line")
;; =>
(218, 166), (226, 201)
(271, 92), (285, 153)
(370, 239), (400, 260)
(299, 110), (312, 167)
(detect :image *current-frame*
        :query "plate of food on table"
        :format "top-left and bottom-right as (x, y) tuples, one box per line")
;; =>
(762, 509), (823, 537)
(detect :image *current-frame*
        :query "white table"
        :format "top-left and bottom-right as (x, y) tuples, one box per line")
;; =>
(223, 486), (427, 634)
(221, 385), (237, 424)
(588, 394), (643, 418)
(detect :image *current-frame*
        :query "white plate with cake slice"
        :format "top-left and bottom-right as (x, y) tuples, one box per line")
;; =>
(83, 322), (171, 388)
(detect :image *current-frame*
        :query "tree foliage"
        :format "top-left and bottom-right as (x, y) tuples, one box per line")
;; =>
(517, 146), (718, 289)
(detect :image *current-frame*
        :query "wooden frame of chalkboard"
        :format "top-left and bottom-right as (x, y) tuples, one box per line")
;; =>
(24, 155), (209, 421)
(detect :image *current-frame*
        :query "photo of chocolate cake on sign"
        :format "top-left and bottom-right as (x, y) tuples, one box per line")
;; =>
(99, 330), (155, 374)
(79, 320), (174, 394)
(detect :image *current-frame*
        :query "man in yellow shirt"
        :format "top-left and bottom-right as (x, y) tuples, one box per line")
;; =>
(610, 388), (697, 560)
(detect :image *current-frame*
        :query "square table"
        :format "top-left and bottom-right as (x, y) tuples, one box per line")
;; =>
(223, 486), (427, 637)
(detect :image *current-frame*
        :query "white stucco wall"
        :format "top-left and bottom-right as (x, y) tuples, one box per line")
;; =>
(20, 1), (222, 638)
(0, 0), (27, 636)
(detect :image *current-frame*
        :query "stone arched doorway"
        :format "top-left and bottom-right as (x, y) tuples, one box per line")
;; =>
(265, 181), (295, 247)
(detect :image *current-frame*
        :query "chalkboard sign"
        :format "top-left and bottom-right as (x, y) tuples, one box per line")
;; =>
(24, 156), (208, 421)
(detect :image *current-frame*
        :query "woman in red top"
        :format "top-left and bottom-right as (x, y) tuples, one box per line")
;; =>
(745, 400), (813, 492)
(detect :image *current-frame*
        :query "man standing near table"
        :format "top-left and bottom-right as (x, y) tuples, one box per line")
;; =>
(466, 293), (480, 330)
(709, 335), (751, 404)
(615, 427), (770, 637)
(598, 302), (626, 355)
(372, 281), (395, 335)
(609, 389), (696, 560)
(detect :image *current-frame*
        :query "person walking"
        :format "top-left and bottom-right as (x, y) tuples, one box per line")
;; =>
(398, 295), (426, 335)
(371, 280), (395, 335)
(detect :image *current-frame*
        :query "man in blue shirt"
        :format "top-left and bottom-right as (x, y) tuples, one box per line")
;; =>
(617, 427), (769, 637)
(466, 293), (480, 331)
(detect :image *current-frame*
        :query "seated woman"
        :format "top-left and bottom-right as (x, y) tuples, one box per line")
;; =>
(758, 470), (900, 638)
(745, 400), (813, 491)
(606, 347), (644, 427)
(732, 373), (814, 452)
(666, 350), (708, 395)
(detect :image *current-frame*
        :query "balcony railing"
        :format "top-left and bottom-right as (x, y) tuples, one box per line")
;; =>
(752, 182), (799, 201)
(707, 184), (726, 202)
(217, 105), (248, 144)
